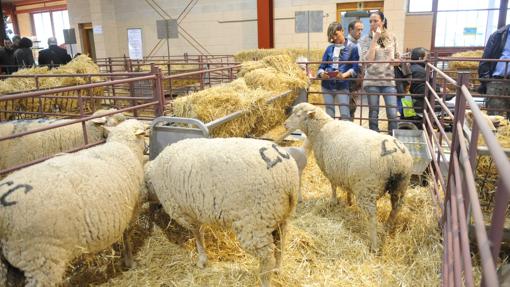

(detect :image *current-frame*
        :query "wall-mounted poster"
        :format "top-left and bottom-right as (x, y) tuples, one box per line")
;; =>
(127, 28), (143, 60)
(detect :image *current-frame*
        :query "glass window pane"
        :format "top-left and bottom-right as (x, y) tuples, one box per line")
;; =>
(438, 0), (500, 11)
(435, 11), (489, 47)
(33, 12), (54, 49)
(409, 0), (432, 13)
(52, 10), (70, 45)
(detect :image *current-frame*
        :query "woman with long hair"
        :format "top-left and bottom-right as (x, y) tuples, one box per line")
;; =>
(358, 11), (400, 134)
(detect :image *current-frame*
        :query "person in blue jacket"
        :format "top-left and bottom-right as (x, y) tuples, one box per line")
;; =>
(317, 21), (360, 121)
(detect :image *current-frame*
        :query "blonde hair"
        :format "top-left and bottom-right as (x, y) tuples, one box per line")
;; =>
(327, 22), (343, 43)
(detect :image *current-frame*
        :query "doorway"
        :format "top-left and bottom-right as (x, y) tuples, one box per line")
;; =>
(78, 23), (96, 60)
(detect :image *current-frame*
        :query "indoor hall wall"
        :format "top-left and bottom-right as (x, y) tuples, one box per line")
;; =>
(403, 14), (433, 52)
(17, 13), (32, 37)
(67, 0), (91, 54)
(66, 0), (423, 59)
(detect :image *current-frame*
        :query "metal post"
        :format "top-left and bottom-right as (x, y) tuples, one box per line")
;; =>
(152, 65), (164, 117)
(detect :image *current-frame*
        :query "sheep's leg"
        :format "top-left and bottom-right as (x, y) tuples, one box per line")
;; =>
(122, 230), (135, 268)
(359, 197), (378, 252)
(174, 215), (208, 269)
(273, 221), (287, 272)
(329, 182), (338, 206)
(387, 184), (407, 232)
(346, 190), (353, 206)
(234, 223), (275, 287)
(0, 254), (7, 287)
(23, 257), (67, 287)
(192, 227), (208, 269)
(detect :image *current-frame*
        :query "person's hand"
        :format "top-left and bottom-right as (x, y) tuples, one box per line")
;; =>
(320, 72), (329, 79)
(372, 27), (382, 41)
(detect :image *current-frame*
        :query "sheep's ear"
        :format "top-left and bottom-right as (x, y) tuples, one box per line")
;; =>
(134, 129), (146, 136)
(91, 116), (108, 125)
(306, 110), (316, 119)
(465, 111), (473, 120)
(102, 126), (112, 136)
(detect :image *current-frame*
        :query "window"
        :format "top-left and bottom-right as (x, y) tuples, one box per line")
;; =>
(408, 0), (433, 13)
(32, 10), (70, 49)
(434, 0), (501, 47)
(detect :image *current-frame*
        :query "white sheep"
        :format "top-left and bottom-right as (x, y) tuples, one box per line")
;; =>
(282, 138), (310, 202)
(284, 103), (413, 251)
(0, 109), (125, 172)
(0, 119), (147, 286)
(144, 137), (300, 287)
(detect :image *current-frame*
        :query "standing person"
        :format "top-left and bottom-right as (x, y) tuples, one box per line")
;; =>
(478, 24), (510, 118)
(317, 21), (360, 121)
(13, 37), (35, 67)
(38, 37), (72, 68)
(347, 20), (364, 119)
(358, 11), (400, 134)
(0, 39), (18, 74)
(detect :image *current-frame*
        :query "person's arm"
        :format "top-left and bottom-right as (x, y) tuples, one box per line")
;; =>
(478, 32), (497, 79)
(365, 29), (381, 62)
(317, 46), (331, 79)
(342, 45), (360, 79)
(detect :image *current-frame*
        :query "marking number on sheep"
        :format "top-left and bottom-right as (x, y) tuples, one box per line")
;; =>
(0, 181), (33, 207)
(381, 139), (407, 157)
(259, 144), (291, 169)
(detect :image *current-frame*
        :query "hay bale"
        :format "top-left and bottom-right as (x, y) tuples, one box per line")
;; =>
(448, 50), (484, 71)
(0, 55), (104, 120)
(167, 54), (305, 137)
(235, 48), (324, 75)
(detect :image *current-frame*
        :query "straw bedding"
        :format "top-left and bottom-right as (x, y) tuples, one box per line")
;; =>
(0, 55), (104, 120)
(475, 118), (510, 212)
(47, 126), (443, 287)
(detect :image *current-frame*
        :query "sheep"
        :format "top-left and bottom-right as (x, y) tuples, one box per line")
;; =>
(465, 110), (497, 132)
(144, 137), (300, 287)
(0, 119), (147, 287)
(284, 103), (413, 251)
(0, 109), (126, 172)
(282, 138), (310, 202)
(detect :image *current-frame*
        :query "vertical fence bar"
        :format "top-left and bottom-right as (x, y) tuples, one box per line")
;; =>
(152, 65), (164, 117)
(488, 178), (509, 265)
(35, 76), (42, 117)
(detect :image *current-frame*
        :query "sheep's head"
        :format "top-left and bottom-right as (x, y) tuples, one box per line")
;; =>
(90, 109), (127, 137)
(105, 119), (149, 160)
(465, 110), (496, 133)
(285, 103), (329, 134)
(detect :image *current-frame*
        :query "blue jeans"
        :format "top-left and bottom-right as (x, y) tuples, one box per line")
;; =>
(322, 87), (351, 120)
(365, 86), (398, 134)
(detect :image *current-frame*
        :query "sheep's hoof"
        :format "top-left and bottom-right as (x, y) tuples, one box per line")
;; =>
(197, 257), (207, 269)
(123, 257), (136, 269)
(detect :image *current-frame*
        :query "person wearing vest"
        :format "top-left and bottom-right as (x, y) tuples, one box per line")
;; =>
(317, 21), (360, 121)
(38, 37), (72, 68)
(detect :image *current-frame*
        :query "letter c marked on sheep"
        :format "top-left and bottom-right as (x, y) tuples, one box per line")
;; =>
(380, 139), (397, 157)
(259, 147), (283, 169)
(0, 182), (33, 207)
(272, 144), (290, 159)
(393, 139), (406, 153)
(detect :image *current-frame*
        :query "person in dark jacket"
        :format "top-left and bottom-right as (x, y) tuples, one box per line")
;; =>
(317, 21), (360, 121)
(38, 37), (72, 68)
(409, 47), (451, 114)
(13, 37), (34, 67)
(478, 24), (510, 117)
(0, 39), (18, 74)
